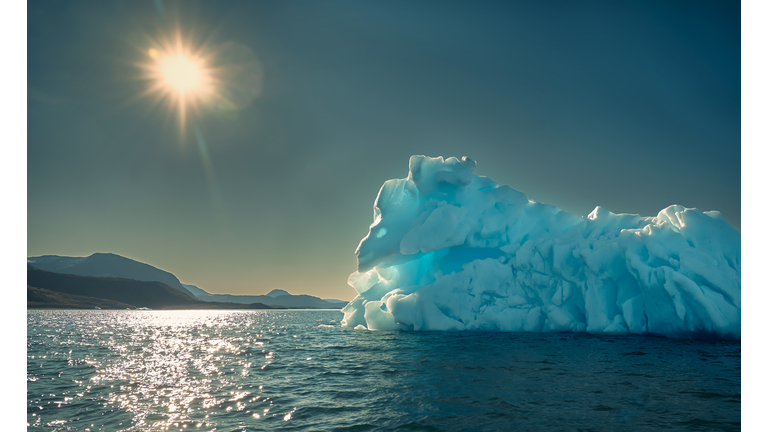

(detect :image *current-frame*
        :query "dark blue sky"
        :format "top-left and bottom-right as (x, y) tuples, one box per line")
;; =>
(27, 0), (740, 299)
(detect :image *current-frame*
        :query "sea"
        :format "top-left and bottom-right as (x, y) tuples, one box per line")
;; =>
(27, 310), (740, 431)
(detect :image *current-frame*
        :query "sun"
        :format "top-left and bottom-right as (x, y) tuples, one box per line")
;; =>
(151, 48), (210, 95)
(137, 27), (264, 136)
(141, 31), (217, 134)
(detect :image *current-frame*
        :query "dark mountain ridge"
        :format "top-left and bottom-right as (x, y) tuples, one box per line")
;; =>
(27, 285), (136, 310)
(27, 253), (348, 309)
(27, 266), (274, 310)
(27, 253), (194, 297)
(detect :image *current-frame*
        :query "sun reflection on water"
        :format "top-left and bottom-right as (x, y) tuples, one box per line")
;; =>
(27, 310), (322, 431)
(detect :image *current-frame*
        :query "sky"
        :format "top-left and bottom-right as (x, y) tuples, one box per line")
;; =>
(26, 0), (741, 301)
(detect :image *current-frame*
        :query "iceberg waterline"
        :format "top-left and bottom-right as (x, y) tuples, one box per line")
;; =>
(341, 155), (740, 339)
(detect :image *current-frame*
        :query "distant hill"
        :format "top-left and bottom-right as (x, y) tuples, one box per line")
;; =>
(181, 284), (210, 298)
(28, 253), (194, 297)
(182, 284), (348, 309)
(27, 266), (274, 310)
(27, 252), (348, 309)
(27, 285), (135, 309)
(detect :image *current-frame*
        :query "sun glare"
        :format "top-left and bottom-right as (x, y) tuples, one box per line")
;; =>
(140, 31), (216, 134)
(138, 27), (264, 137)
(156, 52), (210, 95)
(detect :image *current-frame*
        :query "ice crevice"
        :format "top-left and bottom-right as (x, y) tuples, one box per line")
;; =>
(341, 155), (741, 339)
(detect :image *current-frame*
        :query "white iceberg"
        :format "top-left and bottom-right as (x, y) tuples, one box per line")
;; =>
(341, 156), (740, 339)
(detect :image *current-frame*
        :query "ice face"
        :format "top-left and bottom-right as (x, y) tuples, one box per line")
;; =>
(341, 155), (741, 339)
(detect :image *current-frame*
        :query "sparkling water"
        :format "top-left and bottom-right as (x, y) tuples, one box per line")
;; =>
(27, 310), (740, 431)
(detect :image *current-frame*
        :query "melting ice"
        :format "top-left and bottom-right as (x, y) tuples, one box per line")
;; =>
(341, 156), (740, 339)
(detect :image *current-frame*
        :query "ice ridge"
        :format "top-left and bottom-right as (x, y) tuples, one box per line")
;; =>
(341, 155), (740, 339)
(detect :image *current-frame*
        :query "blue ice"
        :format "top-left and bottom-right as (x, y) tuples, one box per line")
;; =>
(341, 156), (740, 339)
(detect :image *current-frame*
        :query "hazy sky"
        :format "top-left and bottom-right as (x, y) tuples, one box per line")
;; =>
(27, 0), (740, 300)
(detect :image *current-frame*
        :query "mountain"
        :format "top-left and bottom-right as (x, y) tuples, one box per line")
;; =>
(27, 252), (348, 309)
(28, 265), (200, 308)
(181, 284), (348, 309)
(27, 285), (135, 309)
(181, 284), (209, 298)
(27, 266), (275, 310)
(28, 253), (194, 297)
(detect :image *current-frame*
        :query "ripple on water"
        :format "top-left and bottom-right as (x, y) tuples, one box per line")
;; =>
(28, 310), (740, 431)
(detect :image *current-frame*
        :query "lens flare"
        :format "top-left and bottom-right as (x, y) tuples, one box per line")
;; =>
(136, 25), (265, 139)
(139, 29), (216, 135)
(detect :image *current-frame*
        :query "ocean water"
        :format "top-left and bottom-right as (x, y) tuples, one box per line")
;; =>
(27, 310), (740, 431)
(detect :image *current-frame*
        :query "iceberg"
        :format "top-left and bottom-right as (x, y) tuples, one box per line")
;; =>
(341, 155), (740, 339)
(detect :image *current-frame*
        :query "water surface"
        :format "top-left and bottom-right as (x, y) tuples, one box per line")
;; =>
(27, 310), (740, 431)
